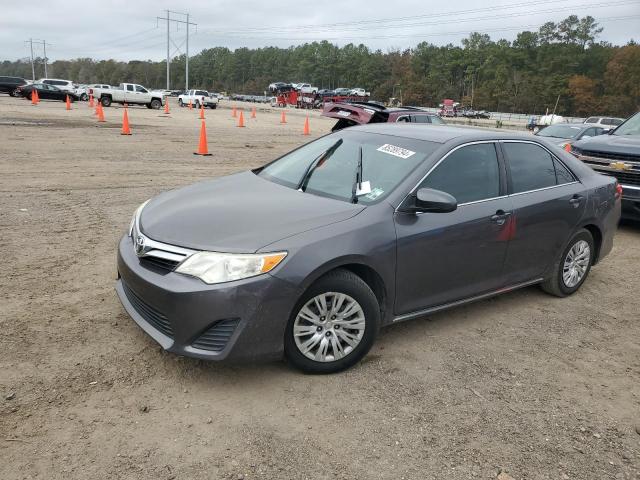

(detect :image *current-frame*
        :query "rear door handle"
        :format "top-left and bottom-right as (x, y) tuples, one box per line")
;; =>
(490, 210), (512, 225)
(569, 194), (584, 207)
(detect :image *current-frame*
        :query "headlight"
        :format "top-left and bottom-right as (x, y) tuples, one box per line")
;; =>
(128, 200), (150, 237)
(175, 251), (287, 284)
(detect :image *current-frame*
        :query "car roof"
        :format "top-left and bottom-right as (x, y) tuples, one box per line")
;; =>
(352, 123), (535, 144)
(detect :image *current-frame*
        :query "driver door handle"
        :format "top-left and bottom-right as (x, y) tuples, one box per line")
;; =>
(490, 210), (512, 225)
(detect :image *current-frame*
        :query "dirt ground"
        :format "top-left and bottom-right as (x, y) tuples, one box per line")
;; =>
(0, 96), (638, 480)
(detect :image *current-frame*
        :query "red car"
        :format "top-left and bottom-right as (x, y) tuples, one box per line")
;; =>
(322, 102), (446, 131)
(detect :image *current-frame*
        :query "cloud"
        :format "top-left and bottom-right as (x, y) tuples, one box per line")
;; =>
(1, 0), (638, 61)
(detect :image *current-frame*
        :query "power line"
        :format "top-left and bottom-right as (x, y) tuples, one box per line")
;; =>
(208, 0), (640, 36)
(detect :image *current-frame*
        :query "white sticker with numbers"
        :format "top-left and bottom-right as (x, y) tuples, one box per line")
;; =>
(376, 144), (416, 159)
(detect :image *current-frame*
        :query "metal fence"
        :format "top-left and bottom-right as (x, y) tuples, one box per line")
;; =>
(420, 106), (585, 124)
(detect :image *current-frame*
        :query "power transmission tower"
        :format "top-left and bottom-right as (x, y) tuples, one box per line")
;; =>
(156, 11), (196, 91)
(25, 39), (51, 80)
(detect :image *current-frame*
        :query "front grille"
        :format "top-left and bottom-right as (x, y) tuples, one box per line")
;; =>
(581, 150), (640, 163)
(139, 256), (179, 273)
(191, 319), (239, 352)
(122, 282), (174, 338)
(593, 169), (640, 186)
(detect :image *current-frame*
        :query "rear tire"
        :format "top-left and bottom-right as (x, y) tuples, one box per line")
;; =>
(150, 99), (162, 109)
(541, 229), (594, 297)
(178, 99), (184, 107)
(194, 100), (200, 108)
(101, 96), (112, 107)
(284, 269), (380, 374)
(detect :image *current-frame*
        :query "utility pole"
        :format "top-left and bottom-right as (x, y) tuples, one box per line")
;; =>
(28, 39), (35, 81)
(156, 11), (196, 91)
(166, 10), (170, 90)
(25, 39), (51, 80)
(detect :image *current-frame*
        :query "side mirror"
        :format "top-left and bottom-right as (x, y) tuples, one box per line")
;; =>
(401, 188), (458, 213)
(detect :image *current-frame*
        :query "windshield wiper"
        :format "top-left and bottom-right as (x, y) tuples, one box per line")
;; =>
(297, 139), (343, 192)
(351, 146), (364, 204)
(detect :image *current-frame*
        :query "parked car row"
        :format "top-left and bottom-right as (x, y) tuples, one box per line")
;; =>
(231, 94), (271, 103)
(267, 82), (370, 98)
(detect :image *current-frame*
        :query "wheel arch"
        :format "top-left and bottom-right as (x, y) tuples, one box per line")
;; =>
(580, 223), (603, 264)
(296, 257), (390, 322)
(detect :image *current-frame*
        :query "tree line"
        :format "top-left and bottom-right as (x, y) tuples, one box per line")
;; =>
(1, 15), (638, 117)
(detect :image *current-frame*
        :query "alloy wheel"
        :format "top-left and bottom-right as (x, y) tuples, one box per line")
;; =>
(293, 292), (366, 363)
(562, 240), (590, 288)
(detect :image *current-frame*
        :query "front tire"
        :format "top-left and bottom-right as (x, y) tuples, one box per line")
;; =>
(178, 99), (184, 107)
(150, 99), (162, 109)
(101, 96), (112, 107)
(284, 269), (379, 374)
(541, 229), (594, 297)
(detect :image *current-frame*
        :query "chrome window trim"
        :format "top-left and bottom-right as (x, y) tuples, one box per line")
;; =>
(395, 140), (501, 213)
(507, 181), (579, 197)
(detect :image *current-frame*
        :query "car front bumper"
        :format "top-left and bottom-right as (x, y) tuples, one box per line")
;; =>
(115, 235), (301, 362)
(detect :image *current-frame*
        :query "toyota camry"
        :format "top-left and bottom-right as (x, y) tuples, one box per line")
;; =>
(116, 124), (620, 373)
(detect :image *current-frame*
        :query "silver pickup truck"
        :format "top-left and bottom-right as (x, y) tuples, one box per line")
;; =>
(89, 83), (164, 109)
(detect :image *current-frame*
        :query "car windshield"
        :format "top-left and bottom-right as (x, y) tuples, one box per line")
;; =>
(537, 125), (582, 139)
(257, 130), (437, 204)
(612, 113), (640, 136)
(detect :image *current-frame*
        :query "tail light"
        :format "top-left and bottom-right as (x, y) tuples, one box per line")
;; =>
(88, 88), (93, 94)
(615, 182), (623, 199)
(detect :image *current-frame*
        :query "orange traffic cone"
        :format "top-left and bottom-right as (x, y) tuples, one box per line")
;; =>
(97, 102), (105, 122)
(280, 110), (287, 124)
(194, 120), (212, 156)
(199, 104), (205, 120)
(164, 98), (170, 115)
(121, 107), (131, 135)
(188, 99), (193, 110)
(251, 106), (256, 119)
(303, 116), (310, 135)
(65, 95), (71, 110)
(564, 143), (571, 152)
(88, 94), (94, 108)
(31, 89), (38, 105)
(237, 110), (245, 127)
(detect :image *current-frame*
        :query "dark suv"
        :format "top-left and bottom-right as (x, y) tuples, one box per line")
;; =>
(322, 102), (446, 131)
(570, 111), (640, 220)
(0, 76), (28, 96)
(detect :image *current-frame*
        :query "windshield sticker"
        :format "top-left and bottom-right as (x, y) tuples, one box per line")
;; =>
(377, 144), (416, 159)
(365, 187), (384, 200)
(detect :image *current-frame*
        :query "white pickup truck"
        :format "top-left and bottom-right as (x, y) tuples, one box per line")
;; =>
(89, 83), (165, 109)
(178, 89), (218, 109)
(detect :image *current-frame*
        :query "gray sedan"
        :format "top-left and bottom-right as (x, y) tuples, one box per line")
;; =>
(116, 124), (621, 373)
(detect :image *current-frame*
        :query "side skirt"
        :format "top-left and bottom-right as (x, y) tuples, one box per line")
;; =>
(392, 278), (544, 323)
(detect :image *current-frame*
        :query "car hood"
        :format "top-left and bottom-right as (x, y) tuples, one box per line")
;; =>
(140, 171), (365, 252)
(574, 133), (640, 156)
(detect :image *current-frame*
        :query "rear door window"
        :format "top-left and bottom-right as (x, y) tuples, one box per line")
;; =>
(126, 85), (134, 92)
(419, 143), (501, 204)
(503, 142), (571, 193)
(585, 117), (598, 124)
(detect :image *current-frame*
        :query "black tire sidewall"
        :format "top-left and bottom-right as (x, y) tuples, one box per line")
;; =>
(284, 270), (380, 374)
(101, 97), (111, 107)
(151, 99), (161, 109)
(556, 230), (594, 295)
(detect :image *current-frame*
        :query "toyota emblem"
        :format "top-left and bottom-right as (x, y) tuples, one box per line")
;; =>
(135, 235), (145, 256)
